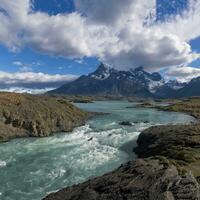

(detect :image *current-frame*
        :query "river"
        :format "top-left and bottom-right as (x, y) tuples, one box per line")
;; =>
(0, 101), (194, 200)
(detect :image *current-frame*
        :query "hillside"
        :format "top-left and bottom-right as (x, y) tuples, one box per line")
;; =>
(0, 92), (89, 142)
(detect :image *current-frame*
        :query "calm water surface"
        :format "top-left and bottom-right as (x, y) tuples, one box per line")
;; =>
(0, 101), (194, 200)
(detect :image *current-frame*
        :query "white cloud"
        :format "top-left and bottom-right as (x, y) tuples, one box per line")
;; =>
(164, 66), (200, 83)
(0, 87), (56, 94)
(0, 71), (78, 88)
(157, 0), (200, 42)
(19, 66), (33, 72)
(0, 0), (90, 57)
(75, 0), (155, 26)
(12, 61), (23, 66)
(13, 60), (33, 72)
(0, 0), (200, 71)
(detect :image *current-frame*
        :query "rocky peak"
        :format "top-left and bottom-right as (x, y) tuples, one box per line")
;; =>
(166, 80), (186, 90)
(129, 67), (162, 81)
(134, 66), (144, 71)
(151, 72), (163, 81)
(190, 76), (200, 83)
(89, 63), (114, 80)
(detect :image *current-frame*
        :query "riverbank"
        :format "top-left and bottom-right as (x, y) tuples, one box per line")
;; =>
(0, 92), (89, 142)
(134, 97), (200, 177)
(43, 98), (200, 200)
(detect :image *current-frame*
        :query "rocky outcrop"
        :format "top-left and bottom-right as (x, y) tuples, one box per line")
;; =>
(133, 97), (200, 163)
(0, 92), (89, 142)
(43, 159), (200, 200)
(119, 121), (133, 126)
(134, 124), (200, 163)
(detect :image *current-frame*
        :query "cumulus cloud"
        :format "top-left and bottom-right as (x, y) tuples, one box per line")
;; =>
(158, 0), (200, 41)
(0, 71), (78, 89)
(75, 0), (155, 26)
(0, 0), (200, 71)
(164, 66), (200, 83)
(0, 0), (90, 57)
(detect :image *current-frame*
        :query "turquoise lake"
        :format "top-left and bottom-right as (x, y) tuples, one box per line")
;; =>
(0, 101), (194, 200)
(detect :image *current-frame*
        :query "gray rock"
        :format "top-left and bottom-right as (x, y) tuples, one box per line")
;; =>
(119, 121), (133, 126)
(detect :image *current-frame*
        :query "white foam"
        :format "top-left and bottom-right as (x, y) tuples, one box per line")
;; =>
(105, 122), (117, 127)
(48, 167), (66, 180)
(0, 161), (6, 167)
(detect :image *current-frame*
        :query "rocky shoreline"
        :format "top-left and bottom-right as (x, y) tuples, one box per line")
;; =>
(43, 159), (200, 200)
(0, 92), (89, 142)
(43, 97), (200, 200)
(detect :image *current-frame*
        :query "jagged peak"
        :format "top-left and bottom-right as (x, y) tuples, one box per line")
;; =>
(93, 63), (113, 74)
(129, 66), (144, 73)
(89, 63), (114, 80)
(167, 79), (179, 84)
(134, 66), (144, 71)
(166, 79), (186, 90)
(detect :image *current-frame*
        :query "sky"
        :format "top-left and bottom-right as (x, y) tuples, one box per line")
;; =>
(0, 0), (200, 92)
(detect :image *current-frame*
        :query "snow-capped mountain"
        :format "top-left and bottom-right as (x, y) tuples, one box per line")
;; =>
(49, 63), (165, 97)
(89, 64), (165, 91)
(49, 63), (200, 98)
(89, 64), (114, 80)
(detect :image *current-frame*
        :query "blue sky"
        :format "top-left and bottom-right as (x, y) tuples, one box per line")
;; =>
(34, 0), (75, 14)
(0, 0), (200, 90)
(0, 45), (99, 75)
(0, 0), (99, 76)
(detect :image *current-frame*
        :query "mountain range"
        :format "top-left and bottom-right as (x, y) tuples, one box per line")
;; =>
(49, 63), (200, 98)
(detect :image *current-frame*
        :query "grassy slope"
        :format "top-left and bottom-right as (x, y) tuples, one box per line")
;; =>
(0, 92), (89, 142)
